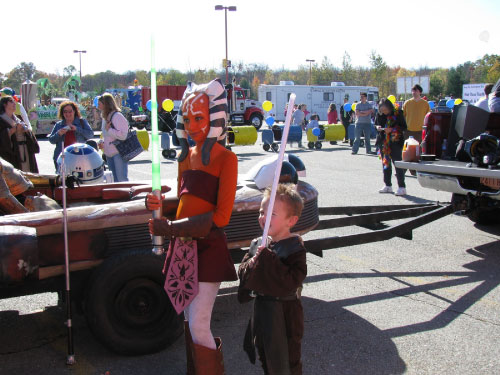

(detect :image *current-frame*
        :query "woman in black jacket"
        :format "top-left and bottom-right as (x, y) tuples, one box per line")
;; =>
(0, 96), (39, 172)
(375, 98), (407, 196)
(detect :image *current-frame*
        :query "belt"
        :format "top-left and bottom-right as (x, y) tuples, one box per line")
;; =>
(256, 293), (298, 301)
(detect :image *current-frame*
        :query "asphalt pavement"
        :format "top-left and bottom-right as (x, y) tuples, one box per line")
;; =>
(1, 132), (499, 375)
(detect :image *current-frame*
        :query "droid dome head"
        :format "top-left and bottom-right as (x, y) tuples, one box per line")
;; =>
(57, 143), (104, 184)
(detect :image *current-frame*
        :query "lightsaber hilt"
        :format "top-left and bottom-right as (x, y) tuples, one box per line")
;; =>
(152, 189), (164, 255)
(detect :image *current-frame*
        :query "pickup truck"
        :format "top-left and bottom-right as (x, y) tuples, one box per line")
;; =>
(396, 101), (500, 225)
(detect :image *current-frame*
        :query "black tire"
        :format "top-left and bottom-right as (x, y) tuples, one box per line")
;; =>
(168, 149), (177, 159)
(315, 141), (322, 149)
(467, 206), (500, 225)
(271, 143), (279, 152)
(226, 145), (232, 151)
(263, 143), (271, 151)
(85, 250), (183, 355)
(307, 142), (315, 149)
(249, 113), (263, 130)
(162, 149), (170, 159)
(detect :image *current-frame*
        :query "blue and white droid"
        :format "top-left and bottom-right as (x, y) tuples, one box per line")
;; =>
(57, 143), (105, 184)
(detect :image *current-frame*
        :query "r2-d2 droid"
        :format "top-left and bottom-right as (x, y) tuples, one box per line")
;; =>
(57, 143), (105, 184)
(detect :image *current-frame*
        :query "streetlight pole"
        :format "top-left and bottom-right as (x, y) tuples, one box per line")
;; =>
(73, 50), (87, 89)
(215, 5), (237, 84)
(306, 59), (315, 85)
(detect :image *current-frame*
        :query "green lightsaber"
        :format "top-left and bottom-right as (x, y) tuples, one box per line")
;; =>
(150, 36), (164, 255)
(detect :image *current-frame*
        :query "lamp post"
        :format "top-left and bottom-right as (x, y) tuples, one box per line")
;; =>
(73, 50), (86, 89)
(306, 59), (315, 85)
(215, 5), (237, 84)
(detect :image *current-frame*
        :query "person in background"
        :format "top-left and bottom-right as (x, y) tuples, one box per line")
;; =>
(97, 93), (129, 182)
(49, 101), (94, 171)
(0, 96), (39, 172)
(475, 84), (493, 112)
(375, 98), (407, 196)
(488, 81), (500, 113)
(292, 104), (306, 147)
(302, 104), (310, 123)
(327, 103), (338, 124)
(292, 104), (305, 127)
(305, 113), (320, 131)
(238, 183), (307, 375)
(403, 84), (429, 142)
(352, 93), (374, 155)
(340, 97), (352, 143)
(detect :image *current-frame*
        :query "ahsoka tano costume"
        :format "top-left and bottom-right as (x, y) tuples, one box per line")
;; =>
(148, 78), (237, 374)
(238, 236), (307, 375)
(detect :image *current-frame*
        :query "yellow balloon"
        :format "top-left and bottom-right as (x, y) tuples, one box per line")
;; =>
(388, 95), (396, 104)
(454, 98), (462, 105)
(351, 103), (357, 111)
(162, 99), (174, 112)
(262, 101), (273, 112)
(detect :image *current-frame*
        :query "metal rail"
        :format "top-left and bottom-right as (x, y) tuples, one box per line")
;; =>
(305, 203), (455, 257)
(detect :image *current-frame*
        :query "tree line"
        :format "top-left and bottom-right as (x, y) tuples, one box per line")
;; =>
(1, 52), (499, 101)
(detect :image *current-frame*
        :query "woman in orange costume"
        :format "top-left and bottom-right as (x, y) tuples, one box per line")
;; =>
(146, 79), (237, 374)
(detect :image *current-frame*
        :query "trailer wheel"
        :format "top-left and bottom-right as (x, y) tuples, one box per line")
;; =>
(466, 206), (500, 225)
(263, 143), (271, 151)
(307, 142), (315, 149)
(249, 114), (263, 130)
(168, 149), (177, 159)
(85, 250), (183, 355)
(162, 150), (170, 159)
(315, 141), (322, 149)
(271, 143), (279, 152)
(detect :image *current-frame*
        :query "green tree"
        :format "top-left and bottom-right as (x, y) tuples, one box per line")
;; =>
(445, 68), (464, 97)
(429, 72), (445, 99)
(341, 52), (355, 85)
(368, 50), (389, 96)
(63, 65), (77, 77)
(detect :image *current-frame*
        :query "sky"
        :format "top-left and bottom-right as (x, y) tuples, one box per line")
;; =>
(3, 0), (499, 78)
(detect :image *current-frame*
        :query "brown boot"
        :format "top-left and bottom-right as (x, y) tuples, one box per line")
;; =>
(185, 321), (195, 375)
(192, 337), (225, 375)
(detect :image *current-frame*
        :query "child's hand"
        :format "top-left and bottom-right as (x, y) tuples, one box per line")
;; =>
(145, 193), (164, 210)
(249, 246), (266, 267)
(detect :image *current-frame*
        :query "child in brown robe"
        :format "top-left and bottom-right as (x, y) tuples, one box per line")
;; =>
(238, 183), (307, 375)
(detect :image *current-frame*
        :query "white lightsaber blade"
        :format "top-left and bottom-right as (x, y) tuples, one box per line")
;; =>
(261, 93), (296, 248)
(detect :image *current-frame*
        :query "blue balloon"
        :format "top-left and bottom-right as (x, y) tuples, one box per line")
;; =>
(265, 116), (275, 126)
(446, 99), (455, 109)
(312, 127), (321, 137)
(93, 96), (99, 107)
(428, 101), (435, 109)
(343, 103), (352, 112)
(146, 100), (152, 111)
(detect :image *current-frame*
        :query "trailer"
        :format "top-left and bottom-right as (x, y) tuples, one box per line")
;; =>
(258, 82), (379, 122)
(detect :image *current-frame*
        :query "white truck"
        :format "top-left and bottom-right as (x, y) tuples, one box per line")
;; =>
(395, 90), (500, 225)
(258, 82), (379, 122)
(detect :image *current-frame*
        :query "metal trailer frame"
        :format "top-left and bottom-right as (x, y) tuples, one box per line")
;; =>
(302, 202), (454, 257)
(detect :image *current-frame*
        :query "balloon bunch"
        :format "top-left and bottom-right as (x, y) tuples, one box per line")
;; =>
(146, 98), (174, 112)
(262, 100), (275, 126)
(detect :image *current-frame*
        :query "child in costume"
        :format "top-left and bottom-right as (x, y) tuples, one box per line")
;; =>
(238, 183), (307, 375)
(146, 78), (237, 374)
